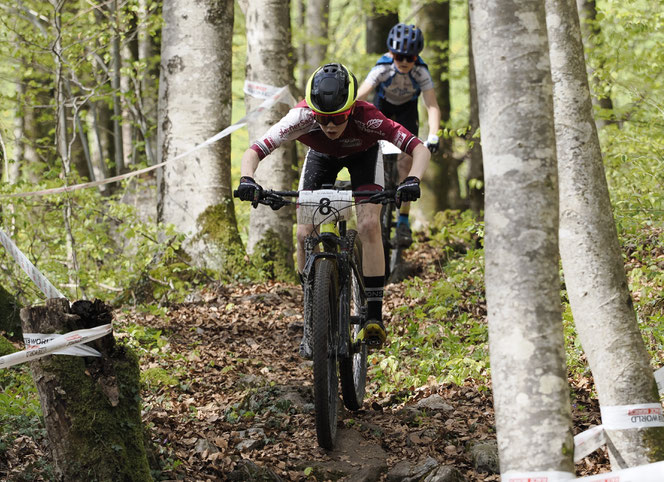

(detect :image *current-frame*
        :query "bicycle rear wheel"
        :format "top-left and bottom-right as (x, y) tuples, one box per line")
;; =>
(339, 231), (368, 411)
(312, 258), (339, 449)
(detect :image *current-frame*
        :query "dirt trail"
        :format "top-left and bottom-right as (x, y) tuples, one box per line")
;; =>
(3, 244), (609, 480)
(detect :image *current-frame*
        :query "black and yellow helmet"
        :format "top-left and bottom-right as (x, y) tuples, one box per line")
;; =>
(305, 63), (358, 114)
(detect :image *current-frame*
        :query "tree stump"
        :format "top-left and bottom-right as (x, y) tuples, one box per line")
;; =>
(21, 298), (152, 481)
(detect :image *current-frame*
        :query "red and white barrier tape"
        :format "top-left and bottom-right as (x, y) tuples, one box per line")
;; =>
(1, 82), (294, 199)
(23, 332), (101, 357)
(0, 324), (112, 369)
(0, 228), (65, 299)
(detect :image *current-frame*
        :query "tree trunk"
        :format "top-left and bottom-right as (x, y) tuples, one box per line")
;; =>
(158, 0), (244, 273)
(244, 0), (297, 281)
(419, 1), (460, 212)
(10, 78), (24, 184)
(21, 298), (152, 481)
(365, 4), (398, 54)
(469, 0), (574, 476)
(109, 0), (126, 175)
(137, 0), (158, 165)
(576, 0), (614, 129)
(300, 0), (328, 84)
(467, 13), (484, 215)
(547, 0), (664, 468)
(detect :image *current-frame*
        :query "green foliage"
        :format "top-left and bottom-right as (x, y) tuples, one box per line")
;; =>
(0, 366), (44, 454)
(368, 212), (488, 399)
(0, 177), (212, 306)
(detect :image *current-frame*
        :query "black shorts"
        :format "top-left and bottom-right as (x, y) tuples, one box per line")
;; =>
(373, 97), (419, 137)
(298, 144), (384, 191)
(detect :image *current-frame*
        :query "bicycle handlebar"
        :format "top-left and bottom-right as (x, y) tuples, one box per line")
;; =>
(233, 188), (397, 210)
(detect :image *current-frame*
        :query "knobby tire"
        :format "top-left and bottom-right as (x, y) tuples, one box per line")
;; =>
(312, 258), (339, 449)
(339, 231), (368, 411)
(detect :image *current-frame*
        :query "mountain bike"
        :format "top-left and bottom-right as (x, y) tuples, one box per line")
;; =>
(234, 185), (395, 449)
(380, 141), (405, 282)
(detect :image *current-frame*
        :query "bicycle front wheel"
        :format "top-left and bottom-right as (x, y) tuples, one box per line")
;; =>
(339, 231), (368, 411)
(312, 258), (340, 449)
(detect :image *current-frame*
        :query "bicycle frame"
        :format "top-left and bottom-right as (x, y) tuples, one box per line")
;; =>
(302, 219), (366, 359)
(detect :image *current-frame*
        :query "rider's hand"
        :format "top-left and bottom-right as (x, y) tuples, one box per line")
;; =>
(396, 176), (421, 206)
(425, 134), (439, 153)
(236, 176), (262, 202)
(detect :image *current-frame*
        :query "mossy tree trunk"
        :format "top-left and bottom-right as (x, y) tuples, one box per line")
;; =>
(244, 0), (297, 282)
(21, 298), (152, 481)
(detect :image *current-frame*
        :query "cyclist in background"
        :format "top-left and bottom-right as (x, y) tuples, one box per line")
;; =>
(236, 63), (431, 356)
(357, 23), (442, 248)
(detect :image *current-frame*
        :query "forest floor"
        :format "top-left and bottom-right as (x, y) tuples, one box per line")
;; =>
(3, 243), (612, 481)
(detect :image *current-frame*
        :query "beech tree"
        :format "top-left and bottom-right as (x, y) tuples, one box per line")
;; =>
(241, 0), (297, 281)
(419, 2), (460, 211)
(301, 0), (329, 83)
(157, 0), (245, 272)
(469, 0), (574, 475)
(546, 0), (664, 467)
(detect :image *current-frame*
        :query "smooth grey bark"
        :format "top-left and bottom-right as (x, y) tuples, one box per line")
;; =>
(158, 0), (242, 270)
(301, 0), (328, 83)
(137, 0), (158, 165)
(469, 0), (574, 475)
(10, 78), (23, 183)
(546, 0), (664, 468)
(109, 0), (125, 174)
(244, 0), (297, 279)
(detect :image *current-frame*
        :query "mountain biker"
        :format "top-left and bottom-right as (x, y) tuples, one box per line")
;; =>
(237, 63), (431, 356)
(357, 23), (442, 248)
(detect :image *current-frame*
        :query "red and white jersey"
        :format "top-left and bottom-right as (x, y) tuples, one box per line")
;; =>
(250, 100), (422, 160)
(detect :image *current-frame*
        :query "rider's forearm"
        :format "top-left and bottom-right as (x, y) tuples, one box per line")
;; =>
(408, 143), (431, 180)
(356, 80), (374, 101)
(240, 149), (260, 177)
(427, 105), (441, 138)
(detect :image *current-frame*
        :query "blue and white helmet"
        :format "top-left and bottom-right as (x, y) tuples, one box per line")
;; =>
(387, 23), (424, 56)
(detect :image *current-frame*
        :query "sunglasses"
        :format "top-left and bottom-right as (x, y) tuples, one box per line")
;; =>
(313, 109), (352, 126)
(394, 54), (417, 63)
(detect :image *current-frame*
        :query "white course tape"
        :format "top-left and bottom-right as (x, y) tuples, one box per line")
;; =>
(574, 425), (606, 462)
(244, 80), (297, 105)
(655, 366), (664, 394)
(2, 83), (294, 199)
(0, 324), (112, 369)
(600, 403), (664, 430)
(23, 333), (101, 357)
(0, 228), (65, 299)
(575, 459), (664, 481)
(501, 470), (575, 482)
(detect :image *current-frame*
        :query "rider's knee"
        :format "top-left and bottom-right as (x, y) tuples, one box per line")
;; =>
(296, 224), (312, 245)
(357, 217), (381, 242)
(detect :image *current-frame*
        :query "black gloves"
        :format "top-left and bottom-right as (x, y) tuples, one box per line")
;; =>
(396, 176), (421, 206)
(236, 176), (262, 202)
(425, 134), (439, 153)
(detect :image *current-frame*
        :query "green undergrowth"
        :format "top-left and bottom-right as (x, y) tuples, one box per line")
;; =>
(0, 366), (44, 455)
(368, 210), (489, 400)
